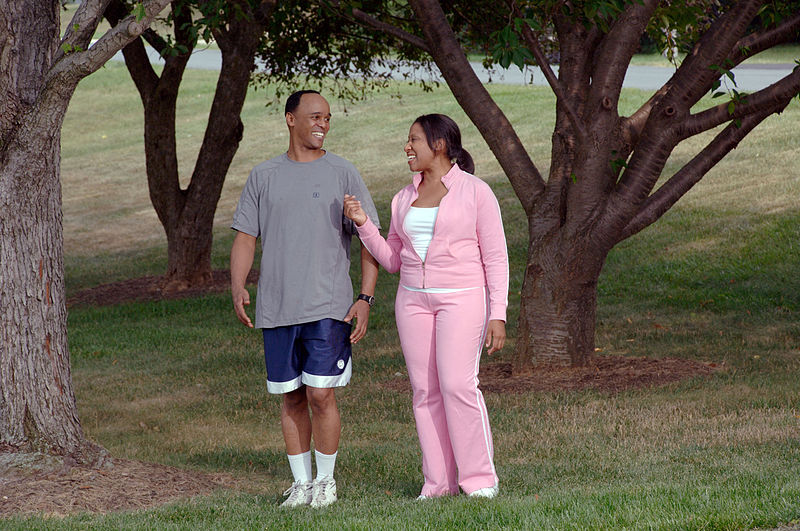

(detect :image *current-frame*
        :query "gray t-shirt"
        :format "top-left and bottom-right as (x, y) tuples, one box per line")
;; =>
(232, 152), (380, 328)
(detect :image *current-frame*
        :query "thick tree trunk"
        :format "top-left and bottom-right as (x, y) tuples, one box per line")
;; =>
(0, 0), (92, 459)
(1, 0), (169, 460)
(0, 117), (89, 456)
(514, 233), (606, 368)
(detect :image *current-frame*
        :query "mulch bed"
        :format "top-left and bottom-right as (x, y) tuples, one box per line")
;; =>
(0, 457), (235, 517)
(66, 269), (259, 308)
(0, 271), (719, 518)
(385, 356), (720, 395)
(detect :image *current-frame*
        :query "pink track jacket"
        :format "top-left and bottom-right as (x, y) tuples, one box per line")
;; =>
(356, 164), (509, 322)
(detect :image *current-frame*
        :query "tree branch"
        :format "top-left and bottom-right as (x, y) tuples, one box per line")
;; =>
(408, 0), (543, 211)
(681, 67), (800, 139)
(510, 2), (586, 143)
(601, 0), (765, 235)
(589, 0), (659, 105)
(729, 11), (800, 66)
(620, 85), (669, 147)
(327, 0), (430, 53)
(660, 0), (763, 110)
(47, 0), (172, 85)
(619, 100), (787, 241)
(57, 0), (112, 64)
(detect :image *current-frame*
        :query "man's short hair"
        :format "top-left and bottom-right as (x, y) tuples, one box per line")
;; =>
(285, 90), (321, 115)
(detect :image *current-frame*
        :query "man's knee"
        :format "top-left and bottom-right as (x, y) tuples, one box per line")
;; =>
(283, 387), (308, 414)
(306, 387), (337, 415)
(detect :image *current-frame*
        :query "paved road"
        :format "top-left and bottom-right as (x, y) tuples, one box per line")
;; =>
(111, 46), (795, 93)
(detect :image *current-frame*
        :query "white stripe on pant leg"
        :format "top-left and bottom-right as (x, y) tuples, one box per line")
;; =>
(472, 287), (496, 478)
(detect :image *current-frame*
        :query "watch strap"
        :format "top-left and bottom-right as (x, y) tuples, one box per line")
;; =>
(357, 293), (375, 307)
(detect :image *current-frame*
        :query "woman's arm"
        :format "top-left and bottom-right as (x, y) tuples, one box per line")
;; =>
(344, 194), (403, 273)
(475, 185), (509, 323)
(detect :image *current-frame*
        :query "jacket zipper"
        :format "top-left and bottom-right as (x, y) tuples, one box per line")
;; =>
(409, 177), (447, 289)
(419, 196), (442, 290)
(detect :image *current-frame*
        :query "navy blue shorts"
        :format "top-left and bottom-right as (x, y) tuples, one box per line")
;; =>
(262, 319), (352, 394)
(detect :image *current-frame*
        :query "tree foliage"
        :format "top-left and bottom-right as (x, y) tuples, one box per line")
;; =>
(254, 0), (435, 104)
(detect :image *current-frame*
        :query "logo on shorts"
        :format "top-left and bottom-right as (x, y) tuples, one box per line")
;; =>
(337, 359), (345, 370)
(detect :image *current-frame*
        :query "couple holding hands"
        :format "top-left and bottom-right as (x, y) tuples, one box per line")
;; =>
(230, 90), (508, 508)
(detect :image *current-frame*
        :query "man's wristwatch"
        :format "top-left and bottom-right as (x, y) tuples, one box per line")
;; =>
(356, 293), (375, 307)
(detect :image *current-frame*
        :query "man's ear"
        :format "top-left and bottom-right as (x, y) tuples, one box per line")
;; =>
(285, 112), (294, 127)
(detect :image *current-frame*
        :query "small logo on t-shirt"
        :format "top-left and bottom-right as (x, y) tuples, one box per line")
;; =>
(313, 192), (320, 198)
(337, 359), (345, 370)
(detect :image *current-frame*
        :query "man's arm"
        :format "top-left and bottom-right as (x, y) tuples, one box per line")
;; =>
(344, 245), (379, 343)
(231, 231), (257, 328)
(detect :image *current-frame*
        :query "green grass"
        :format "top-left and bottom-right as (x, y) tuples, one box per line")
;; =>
(6, 57), (800, 528)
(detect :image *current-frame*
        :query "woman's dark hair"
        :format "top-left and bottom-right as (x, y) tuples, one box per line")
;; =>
(285, 89), (321, 115)
(413, 114), (475, 174)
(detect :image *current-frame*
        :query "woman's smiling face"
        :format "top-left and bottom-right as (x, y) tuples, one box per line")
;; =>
(405, 122), (438, 172)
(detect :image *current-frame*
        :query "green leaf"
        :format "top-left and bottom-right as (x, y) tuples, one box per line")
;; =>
(133, 3), (146, 22)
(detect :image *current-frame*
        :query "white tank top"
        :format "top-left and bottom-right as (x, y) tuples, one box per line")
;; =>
(401, 206), (480, 294)
(404, 206), (438, 262)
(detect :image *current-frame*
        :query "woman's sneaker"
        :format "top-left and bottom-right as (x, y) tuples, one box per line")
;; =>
(280, 480), (313, 508)
(468, 484), (499, 499)
(310, 477), (337, 508)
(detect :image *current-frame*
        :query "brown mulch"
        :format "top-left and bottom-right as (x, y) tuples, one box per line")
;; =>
(0, 457), (235, 517)
(0, 272), (717, 519)
(66, 269), (259, 308)
(386, 357), (721, 395)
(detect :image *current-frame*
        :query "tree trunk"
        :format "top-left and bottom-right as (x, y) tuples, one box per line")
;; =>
(0, 111), (90, 457)
(107, 0), (270, 292)
(1, 0), (170, 460)
(514, 233), (605, 368)
(0, 0), (92, 459)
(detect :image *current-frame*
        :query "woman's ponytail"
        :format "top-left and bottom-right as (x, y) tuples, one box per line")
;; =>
(455, 148), (475, 174)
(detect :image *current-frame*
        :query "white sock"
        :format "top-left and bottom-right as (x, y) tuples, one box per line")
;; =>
(287, 451), (312, 483)
(314, 450), (337, 480)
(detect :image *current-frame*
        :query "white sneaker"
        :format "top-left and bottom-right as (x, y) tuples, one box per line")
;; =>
(310, 477), (337, 508)
(468, 484), (499, 499)
(280, 480), (312, 508)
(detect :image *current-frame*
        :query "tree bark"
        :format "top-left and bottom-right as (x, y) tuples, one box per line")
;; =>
(0, 0), (170, 459)
(1, 100), (86, 456)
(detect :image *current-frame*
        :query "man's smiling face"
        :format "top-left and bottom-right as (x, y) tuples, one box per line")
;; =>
(287, 93), (331, 153)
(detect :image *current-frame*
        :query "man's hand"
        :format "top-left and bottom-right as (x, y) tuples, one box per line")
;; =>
(343, 194), (368, 226)
(232, 286), (253, 328)
(485, 319), (506, 355)
(344, 299), (370, 343)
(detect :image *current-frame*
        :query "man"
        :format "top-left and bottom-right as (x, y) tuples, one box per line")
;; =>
(230, 90), (380, 508)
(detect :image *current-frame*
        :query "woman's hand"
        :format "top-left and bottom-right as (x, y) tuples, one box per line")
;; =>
(344, 194), (368, 226)
(485, 319), (506, 355)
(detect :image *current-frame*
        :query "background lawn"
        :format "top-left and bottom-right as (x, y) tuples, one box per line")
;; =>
(3, 59), (799, 529)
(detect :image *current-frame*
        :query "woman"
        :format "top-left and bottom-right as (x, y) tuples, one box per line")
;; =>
(344, 114), (508, 499)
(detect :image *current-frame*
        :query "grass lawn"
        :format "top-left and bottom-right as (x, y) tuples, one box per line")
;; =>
(3, 60), (799, 529)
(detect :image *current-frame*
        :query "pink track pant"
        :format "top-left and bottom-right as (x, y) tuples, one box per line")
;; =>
(395, 286), (498, 496)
